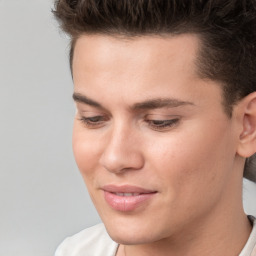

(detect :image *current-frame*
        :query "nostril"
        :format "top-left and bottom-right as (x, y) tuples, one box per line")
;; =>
(99, 149), (144, 174)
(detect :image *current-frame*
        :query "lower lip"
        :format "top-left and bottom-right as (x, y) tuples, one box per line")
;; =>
(104, 191), (156, 212)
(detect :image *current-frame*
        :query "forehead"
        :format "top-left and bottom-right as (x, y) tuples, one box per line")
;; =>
(72, 34), (223, 112)
(72, 33), (200, 81)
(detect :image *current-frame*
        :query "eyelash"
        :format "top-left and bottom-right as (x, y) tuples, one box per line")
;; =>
(145, 118), (179, 131)
(78, 116), (179, 131)
(79, 116), (107, 128)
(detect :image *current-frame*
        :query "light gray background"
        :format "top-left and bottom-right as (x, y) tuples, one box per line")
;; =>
(0, 1), (255, 255)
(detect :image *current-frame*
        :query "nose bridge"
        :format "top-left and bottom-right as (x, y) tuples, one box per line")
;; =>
(99, 119), (143, 173)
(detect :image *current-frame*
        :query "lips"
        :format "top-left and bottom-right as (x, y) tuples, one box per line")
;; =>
(102, 185), (157, 212)
(114, 192), (140, 196)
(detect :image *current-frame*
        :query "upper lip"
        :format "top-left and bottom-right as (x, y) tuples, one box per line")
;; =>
(102, 184), (157, 194)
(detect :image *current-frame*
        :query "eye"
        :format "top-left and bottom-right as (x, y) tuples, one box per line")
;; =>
(78, 115), (108, 128)
(145, 118), (179, 131)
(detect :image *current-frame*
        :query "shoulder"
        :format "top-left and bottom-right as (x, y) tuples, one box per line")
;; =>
(55, 223), (118, 256)
(240, 216), (256, 256)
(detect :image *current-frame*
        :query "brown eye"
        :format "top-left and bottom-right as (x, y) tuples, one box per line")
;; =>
(85, 116), (103, 122)
(79, 116), (108, 128)
(146, 118), (179, 131)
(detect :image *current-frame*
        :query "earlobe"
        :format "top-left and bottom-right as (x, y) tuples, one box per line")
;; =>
(237, 93), (256, 158)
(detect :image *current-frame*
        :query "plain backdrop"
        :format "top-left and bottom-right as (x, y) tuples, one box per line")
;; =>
(0, 1), (256, 255)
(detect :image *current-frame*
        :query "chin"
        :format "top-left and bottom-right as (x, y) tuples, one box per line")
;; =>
(107, 227), (157, 245)
(102, 214), (165, 245)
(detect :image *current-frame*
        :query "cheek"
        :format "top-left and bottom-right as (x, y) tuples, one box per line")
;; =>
(147, 120), (235, 199)
(72, 122), (102, 181)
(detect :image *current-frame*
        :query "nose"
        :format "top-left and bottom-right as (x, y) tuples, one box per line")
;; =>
(99, 123), (144, 174)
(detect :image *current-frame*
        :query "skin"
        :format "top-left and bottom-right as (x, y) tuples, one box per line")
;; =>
(72, 34), (255, 256)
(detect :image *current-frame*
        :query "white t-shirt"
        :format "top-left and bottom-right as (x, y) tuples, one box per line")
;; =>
(55, 223), (117, 256)
(55, 216), (256, 256)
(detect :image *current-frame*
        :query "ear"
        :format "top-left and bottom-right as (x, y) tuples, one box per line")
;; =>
(236, 92), (256, 158)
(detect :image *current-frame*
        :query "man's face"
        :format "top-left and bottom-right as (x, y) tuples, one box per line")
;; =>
(72, 34), (240, 244)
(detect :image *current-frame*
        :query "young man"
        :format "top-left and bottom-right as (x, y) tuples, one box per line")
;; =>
(54, 1), (256, 255)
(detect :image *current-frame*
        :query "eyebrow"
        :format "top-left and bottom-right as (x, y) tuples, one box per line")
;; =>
(73, 92), (194, 110)
(133, 98), (194, 110)
(73, 93), (104, 108)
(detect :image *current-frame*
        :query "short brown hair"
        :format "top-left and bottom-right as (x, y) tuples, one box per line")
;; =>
(53, 0), (256, 181)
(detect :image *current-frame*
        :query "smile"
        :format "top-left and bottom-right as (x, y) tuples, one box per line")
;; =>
(114, 192), (140, 196)
(102, 185), (157, 212)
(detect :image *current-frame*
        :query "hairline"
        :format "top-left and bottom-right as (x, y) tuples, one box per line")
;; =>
(69, 31), (234, 118)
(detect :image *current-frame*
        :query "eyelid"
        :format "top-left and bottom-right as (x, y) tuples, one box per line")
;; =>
(75, 102), (111, 116)
(77, 108), (106, 117)
(78, 115), (109, 129)
(145, 113), (180, 119)
(144, 114), (181, 131)
(76, 109), (110, 129)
